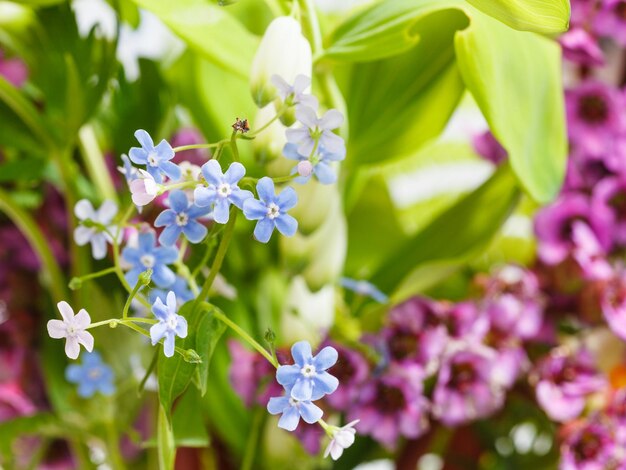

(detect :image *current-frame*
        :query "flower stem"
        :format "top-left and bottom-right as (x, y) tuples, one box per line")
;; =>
(241, 408), (264, 470)
(120, 320), (188, 358)
(122, 281), (143, 319)
(71, 266), (117, 285)
(138, 349), (159, 395)
(172, 142), (222, 153)
(87, 317), (157, 329)
(247, 107), (287, 138)
(230, 130), (240, 162)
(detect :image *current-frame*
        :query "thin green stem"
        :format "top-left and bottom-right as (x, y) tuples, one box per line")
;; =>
(158, 181), (196, 194)
(300, 0), (323, 55)
(138, 349), (159, 394)
(247, 107), (287, 138)
(213, 309), (278, 368)
(87, 317), (157, 329)
(241, 408), (264, 470)
(229, 130), (240, 162)
(120, 321), (188, 358)
(122, 281), (143, 319)
(78, 125), (118, 203)
(172, 142), (223, 153)
(263, 0), (285, 16)
(71, 266), (117, 284)
(272, 174), (297, 184)
(191, 230), (220, 279)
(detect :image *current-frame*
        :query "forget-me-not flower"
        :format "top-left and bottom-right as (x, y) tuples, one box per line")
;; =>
(154, 190), (210, 246)
(149, 276), (194, 306)
(65, 351), (115, 398)
(285, 106), (345, 157)
(150, 291), (188, 357)
(122, 231), (178, 288)
(129, 129), (181, 184)
(276, 340), (339, 401)
(324, 420), (360, 460)
(73, 199), (119, 260)
(118, 154), (139, 184)
(267, 385), (324, 431)
(47, 301), (94, 360)
(243, 177), (298, 243)
(340, 278), (388, 304)
(283, 143), (345, 185)
(271, 74), (318, 109)
(194, 160), (253, 224)
(129, 169), (159, 207)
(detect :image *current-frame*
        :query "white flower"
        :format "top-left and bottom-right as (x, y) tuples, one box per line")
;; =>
(47, 301), (94, 359)
(324, 420), (359, 461)
(130, 169), (158, 207)
(74, 199), (118, 259)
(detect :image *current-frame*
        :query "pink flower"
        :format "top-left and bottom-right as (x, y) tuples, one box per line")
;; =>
(0, 50), (27, 87)
(593, 0), (626, 46)
(559, 28), (604, 66)
(129, 169), (158, 207)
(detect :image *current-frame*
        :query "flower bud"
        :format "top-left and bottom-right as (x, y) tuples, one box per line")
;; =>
(297, 160), (313, 178)
(138, 269), (153, 286)
(69, 277), (83, 290)
(183, 349), (202, 363)
(250, 17), (312, 108)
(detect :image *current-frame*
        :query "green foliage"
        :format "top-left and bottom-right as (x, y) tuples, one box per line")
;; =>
(465, 0), (570, 33)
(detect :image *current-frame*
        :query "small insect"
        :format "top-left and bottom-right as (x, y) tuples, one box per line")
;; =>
(232, 117), (250, 134)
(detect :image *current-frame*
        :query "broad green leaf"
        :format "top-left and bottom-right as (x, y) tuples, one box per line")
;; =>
(0, 157), (48, 182)
(129, 0), (258, 79)
(6, 0), (64, 5)
(195, 303), (227, 396)
(172, 388), (210, 447)
(455, 8), (567, 203)
(370, 164), (520, 297)
(465, 0), (570, 33)
(158, 404), (176, 470)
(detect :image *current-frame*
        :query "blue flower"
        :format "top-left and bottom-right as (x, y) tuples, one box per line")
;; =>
(149, 291), (188, 357)
(276, 341), (339, 401)
(129, 129), (181, 184)
(340, 277), (388, 304)
(65, 351), (115, 398)
(283, 143), (345, 185)
(285, 106), (345, 157)
(118, 154), (139, 184)
(193, 160), (253, 224)
(154, 190), (210, 246)
(122, 232), (178, 288)
(267, 386), (324, 431)
(149, 276), (194, 306)
(243, 177), (298, 243)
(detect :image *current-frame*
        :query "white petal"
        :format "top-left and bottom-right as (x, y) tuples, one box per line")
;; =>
(90, 235), (108, 260)
(47, 319), (67, 339)
(65, 337), (80, 359)
(57, 301), (74, 322)
(97, 200), (118, 224)
(73, 309), (92, 328)
(76, 330), (94, 352)
(74, 226), (94, 246)
(74, 199), (95, 221)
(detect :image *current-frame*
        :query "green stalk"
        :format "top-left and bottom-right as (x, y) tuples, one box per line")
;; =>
(78, 125), (118, 203)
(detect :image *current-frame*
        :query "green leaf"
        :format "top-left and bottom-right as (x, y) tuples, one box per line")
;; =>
(370, 164), (520, 298)
(0, 157), (48, 182)
(172, 388), (210, 447)
(455, 8), (567, 203)
(128, 0), (258, 79)
(158, 404), (176, 470)
(465, 0), (570, 33)
(0, 413), (66, 457)
(194, 304), (227, 396)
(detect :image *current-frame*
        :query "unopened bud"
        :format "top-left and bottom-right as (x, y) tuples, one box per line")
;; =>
(138, 269), (153, 286)
(264, 327), (276, 344)
(183, 349), (202, 364)
(297, 160), (313, 178)
(69, 277), (83, 290)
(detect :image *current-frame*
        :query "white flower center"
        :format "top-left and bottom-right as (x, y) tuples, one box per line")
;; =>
(140, 254), (156, 268)
(266, 203), (280, 220)
(66, 325), (77, 336)
(147, 152), (159, 167)
(301, 364), (316, 377)
(166, 315), (178, 330)
(217, 183), (232, 198)
(175, 213), (189, 226)
(289, 397), (300, 407)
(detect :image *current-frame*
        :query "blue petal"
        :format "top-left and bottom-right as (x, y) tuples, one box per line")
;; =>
(152, 264), (176, 288)
(243, 198), (268, 220)
(175, 315), (188, 338)
(159, 225), (181, 246)
(187, 204), (211, 219)
(154, 246), (178, 265)
(129, 147), (148, 165)
(201, 160), (223, 186)
(155, 139), (174, 160)
(78, 381), (97, 398)
(135, 129), (154, 150)
(229, 189), (253, 210)
(194, 186), (216, 208)
(125, 268), (142, 288)
(138, 232), (156, 252)
(276, 364), (300, 387)
(163, 332), (176, 357)
(154, 209), (176, 227)
(276, 187), (298, 211)
(312, 372), (339, 395)
(291, 341), (312, 366)
(370, 288), (389, 304)
(253, 218), (275, 243)
(82, 352), (102, 367)
(267, 396), (290, 415)
(313, 162), (337, 185)
(147, 165), (164, 184)
(150, 321), (168, 344)
(299, 401), (323, 424)
(182, 220), (207, 243)
(213, 198), (231, 224)
(275, 214), (297, 237)
(98, 381), (115, 395)
(320, 131), (345, 154)
(291, 377), (313, 401)
(278, 406), (301, 431)
(256, 177), (275, 204)
(168, 190), (189, 213)
(152, 298), (169, 321)
(160, 161), (182, 182)
(224, 162), (246, 184)
(313, 346), (338, 370)
(65, 364), (83, 383)
(282, 143), (304, 161)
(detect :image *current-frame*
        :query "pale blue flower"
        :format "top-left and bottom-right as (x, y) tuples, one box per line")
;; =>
(285, 106), (345, 157)
(340, 277), (388, 304)
(129, 129), (181, 184)
(154, 190), (210, 246)
(194, 160), (253, 224)
(243, 177), (298, 243)
(276, 341), (339, 401)
(267, 386), (324, 431)
(150, 291), (188, 357)
(73, 199), (119, 260)
(118, 154), (139, 184)
(149, 277), (194, 306)
(65, 351), (115, 398)
(283, 143), (345, 185)
(122, 232), (177, 288)
(271, 74), (318, 109)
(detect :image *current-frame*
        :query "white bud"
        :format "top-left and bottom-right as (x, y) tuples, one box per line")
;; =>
(297, 160), (313, 177)
(250, 17), (312, 107)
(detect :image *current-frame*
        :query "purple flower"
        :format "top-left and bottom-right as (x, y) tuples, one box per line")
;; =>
(149, 291), (188, 358)
(533, 348), (606, 422)
(570, 221), (613, 281)
(565, 81), (626, 157)
(0, 49), (27, 87)
(0, 382), (36, 421)
(285, 106), (345, 157)
(121, 231), (178, 288)
(129, 130), (181, 184)
(347, 365), (429, 449)
(593, 0), (626, 46)
(472, 130), (507, 165)
(325, 342), (369, 411)
(560, 419), (617, 470)
(293, 422), (324, 455)
(228, 340), (281, 407)
(559, 28), (605, 66)
(283, 143), (345, 185)
(276, 340), (339, 401)
(267, 386), (324, 431)
(154, 190), (210, 246)
(193, 160), (252, 224)
(340, 277), (388, 303)
(600, 270), (626, 340)
(591, 176), (626, 247)
(243, 177), (298, 243)
(65, 351), (115, 398)
(432, 346), (506, 426)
